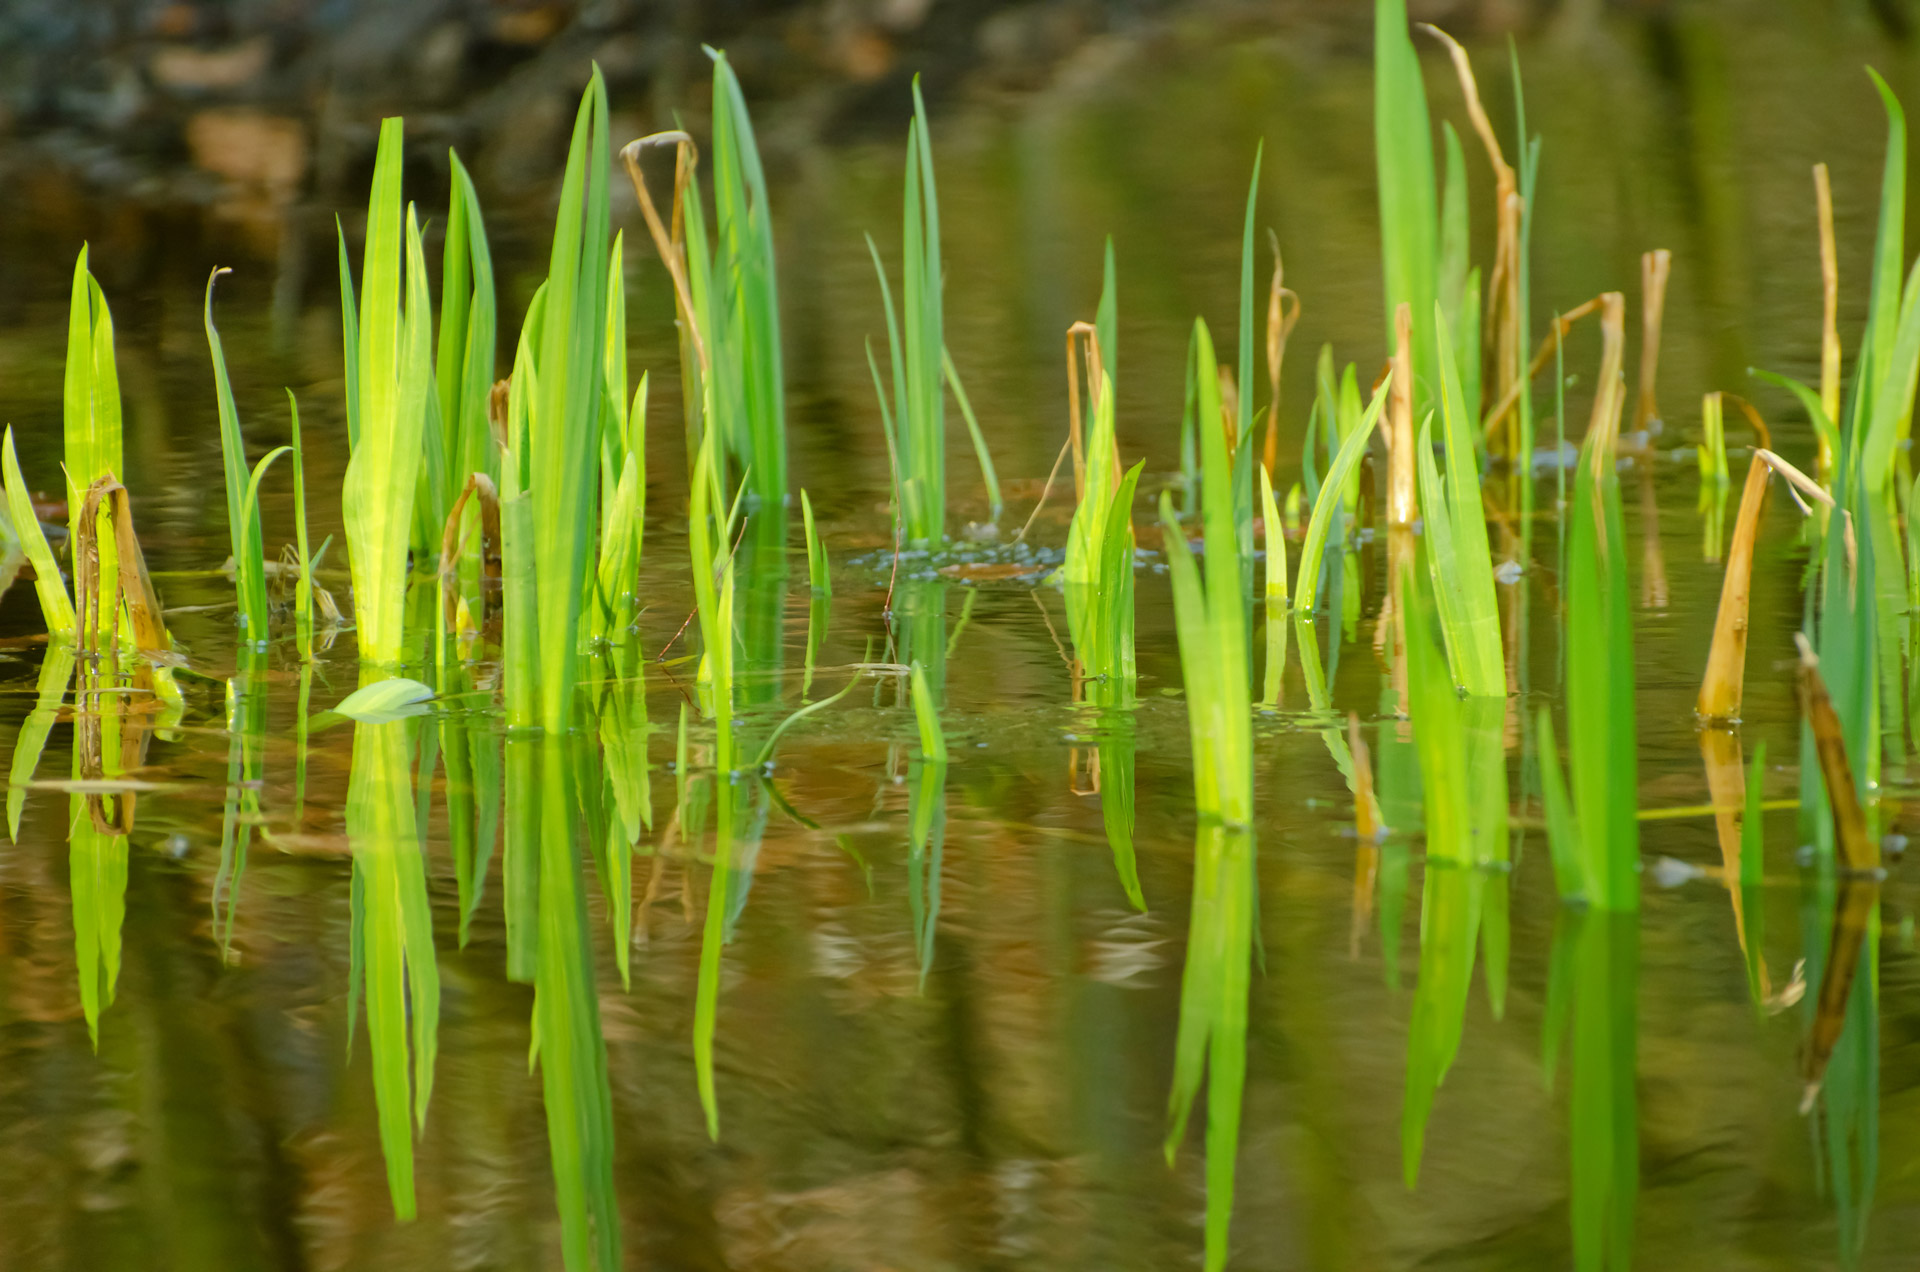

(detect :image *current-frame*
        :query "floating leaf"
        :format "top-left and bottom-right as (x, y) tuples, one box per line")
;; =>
(336, 678), (435, 723)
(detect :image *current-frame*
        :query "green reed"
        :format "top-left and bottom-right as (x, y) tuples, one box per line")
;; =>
(801, 489), (830, 596)
(590, 264), (646, 647)
(1375, 0), (1439, 411)
(340, 117), (433, 666)
(704, 49), (786, 509)
(1157, 316), (1255, 1272)
(688, 427), (738, 1137)
(1540, 297), (1638, 908)
(425, 150), (498, 626)
(3, 428), (73, 637)
(1416, 308), (1505, 695)
(1062, 393), (1144, 688)
(64, 247), (122, 645)
(1294, 382), (1386, 618)
(204, 269), (277, 644)
(525, 70), (614, 728)
(868, 77), (948, 545)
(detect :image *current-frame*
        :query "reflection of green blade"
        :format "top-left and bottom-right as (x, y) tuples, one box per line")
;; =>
(71, 673), (134, 1048)
(8, 645), (75, 840)
(894, 578), (948, 705)
(532, 736), (621, 1272)
(346, 711), (441, 1221)
(1401, 859), (1481, 1186)
(1567, 909), (1638, 1272)
(503, 733), (540, 983)
(1095, 710), (1143, 911)
(438, 663), (501, 948)
(1814, 899), (1879, 1265)
(1163, 822), (1253, 1272)
(1460, 695), (1510, 1017)
(907, 757), (947, 989)
(214, 661), (267, 952)
(593, 665), (651, 986)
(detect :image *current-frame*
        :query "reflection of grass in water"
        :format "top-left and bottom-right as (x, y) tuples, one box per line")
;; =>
(1542, 909), (1639, 1272)
(344, 709), (440, 1222)
(908, 663), (947, 989)
(532, 737), (621, 1272)
(1399, 557), (1508, 1186)
(213, 659), (266, 955)
(437, 662), (502, 950)
(689, 428), (738, 1139)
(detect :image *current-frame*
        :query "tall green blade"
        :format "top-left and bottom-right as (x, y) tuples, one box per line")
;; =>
(1375, 0), (1439, 408)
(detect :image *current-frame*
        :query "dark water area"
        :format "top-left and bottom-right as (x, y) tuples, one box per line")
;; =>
(1, 4), (1919, 1269)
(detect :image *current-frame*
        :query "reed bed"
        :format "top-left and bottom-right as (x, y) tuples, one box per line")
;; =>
(0, 11), (1910, 1272)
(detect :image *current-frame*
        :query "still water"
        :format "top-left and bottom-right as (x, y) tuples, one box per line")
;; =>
(1, 7), (1916, 1269)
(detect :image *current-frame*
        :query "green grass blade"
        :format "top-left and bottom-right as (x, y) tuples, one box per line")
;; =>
(2, 427), (74, 635)
(1537, 706), (1584, 902)
(1295, 383), (1387, 616)
(7, 646), (73, 839)
(341, 119), (424, 664)
(942, 348), (1001, 522)
(1375, 0), (1439, 407)
(910, 662), (947, 763)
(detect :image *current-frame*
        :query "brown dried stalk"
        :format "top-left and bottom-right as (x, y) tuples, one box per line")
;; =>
(1064, 320), (1105, 501)
(1347, 710), (1381, 958)
(1698, 727), (1771, 997)
(1815, 162), (1840, 476)
(1633, 250), (1672, 433)
(1387, 302), (1416, 527)
(1481, 294), (1606, 438)
(1794, 634), (1879, 1110)
(1587, 292), (1628, 487)
(1262, 230), (1301, 477)
(1802, 870), (1877, 1111)
(1347, 711), (1384, 839)
(1421, 24), (1523, 459)
(1795, 633), (1876, 872)
(72, 477), (171, 666)
(1217, 365), (1240, 454)
(438, 472), (501, 633)
(1720, 393), (1773, 451)
(1696, 456), (1771, 721)
(620, 132), (709, 379)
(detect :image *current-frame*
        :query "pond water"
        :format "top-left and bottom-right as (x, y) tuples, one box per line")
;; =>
(1, 8), (1917, 1270)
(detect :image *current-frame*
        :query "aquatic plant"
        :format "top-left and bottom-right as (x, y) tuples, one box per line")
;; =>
(1158, 317), (1254, 1272)
(2, 428), (74, 637)
(1374, 0), (1439, 415)
(703, 49), (787, 508)
(866, 78), (947, 545)
(1538, 293), (1638, 909)
(340, 117), (433, 666)
(203, 276), (276, 649)
(428, 151), (499, 623)
(1294, 383), (1387, 618)
(1061, 325), (1143, 691)
(687, 428), (738, 1137)
(1416, 308), (1505, 696)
